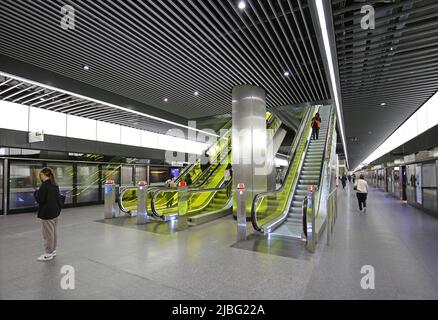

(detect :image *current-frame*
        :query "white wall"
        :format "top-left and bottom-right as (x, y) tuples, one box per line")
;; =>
(361, 91), (438, 168)
(0, 100), (207, 155)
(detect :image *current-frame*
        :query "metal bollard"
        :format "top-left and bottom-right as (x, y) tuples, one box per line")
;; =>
(327, 197), (331, 246)
(137, 181), (148, 225)
(177, 181), (189, 229)
(306, 185), (316, 253)
(236, 183), (247, 241)
(104, 180), (117, 219)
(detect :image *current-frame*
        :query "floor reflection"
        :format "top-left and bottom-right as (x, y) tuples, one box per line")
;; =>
(95, 216), (189, 234)
(231, 233), (312, 260)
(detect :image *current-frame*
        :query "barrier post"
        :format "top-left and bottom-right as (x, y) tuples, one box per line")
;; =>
(136, 181), (148, 225)
(177, 181), (189, 229)
(306, 185), (316, 253)
(104, 180), (117, 219)
(237, 183), (247, 241)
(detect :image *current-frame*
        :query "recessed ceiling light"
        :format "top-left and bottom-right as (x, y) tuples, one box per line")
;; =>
(380, 102), (386, 106)
(238, 1), (246, 9)
(390, 47), (394, 51)
(164, 98), (168, 102)
(83, 65), (90, 71)
(284, 71), (290, 77)
(194, 91), (199, 96)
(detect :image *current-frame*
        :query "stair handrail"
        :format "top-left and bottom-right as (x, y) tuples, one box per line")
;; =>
(313, 107), (336, 218)
(251, 106), (315, 233)
(151, 114), (280, 220)
(150, 147), (231, 218)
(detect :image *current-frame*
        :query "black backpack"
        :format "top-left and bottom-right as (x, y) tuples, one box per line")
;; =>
(58, 189), (66, 209)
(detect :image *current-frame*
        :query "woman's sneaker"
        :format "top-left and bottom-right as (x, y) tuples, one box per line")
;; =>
(363, 207), (367, 213)
(37, 253), (54, 262)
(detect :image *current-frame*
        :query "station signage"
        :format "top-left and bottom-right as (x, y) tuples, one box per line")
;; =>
(28, 131), (44, 143)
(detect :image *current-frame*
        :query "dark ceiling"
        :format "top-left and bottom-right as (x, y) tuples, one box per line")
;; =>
(332, 0), (438, 168)
(0, 0), (329, 120)
(1, 0), (437, 169)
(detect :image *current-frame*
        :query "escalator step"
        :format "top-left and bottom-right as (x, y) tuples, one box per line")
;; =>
(300, 175), (320, 179)
(290, 207), (302, 213)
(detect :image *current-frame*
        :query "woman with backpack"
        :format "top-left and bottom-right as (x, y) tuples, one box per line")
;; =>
(310, 113), (322, 140)
(34, 168), (63, 262)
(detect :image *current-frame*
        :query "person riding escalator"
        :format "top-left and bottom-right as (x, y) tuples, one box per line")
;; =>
(200, 151), (210, 172)
(310, 112), (321, 140)
(223, 164), (233, 197)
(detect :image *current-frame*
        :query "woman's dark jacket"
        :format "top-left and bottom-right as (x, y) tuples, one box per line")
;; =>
(34, 181), (62, 220)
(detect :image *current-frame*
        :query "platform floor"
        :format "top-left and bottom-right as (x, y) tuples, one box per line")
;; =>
(0, 184), (437, 300)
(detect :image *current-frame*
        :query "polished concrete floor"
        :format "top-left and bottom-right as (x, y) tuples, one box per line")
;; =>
(0, 184), (437, 300)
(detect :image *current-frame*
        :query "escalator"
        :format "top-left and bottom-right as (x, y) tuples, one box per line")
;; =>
(148, 112), (283, 224)
(118, 112), (282, 224)
(118, 120), (231, 216)
(251, 105), (336, 239)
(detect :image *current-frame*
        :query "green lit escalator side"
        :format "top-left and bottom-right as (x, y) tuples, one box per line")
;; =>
(120, 112), (278, 217)
(252, 106), (317, 229)
(119, 121), (232, 214)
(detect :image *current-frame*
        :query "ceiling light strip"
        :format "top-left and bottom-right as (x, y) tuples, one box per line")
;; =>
(315, 0), (349, 166)
(0, 72), (219, 137)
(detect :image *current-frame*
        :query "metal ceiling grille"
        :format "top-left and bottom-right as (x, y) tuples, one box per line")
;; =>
(332, 0), (438, 168)
(0, 74), (189, 135)
(0, 0), (329, 120)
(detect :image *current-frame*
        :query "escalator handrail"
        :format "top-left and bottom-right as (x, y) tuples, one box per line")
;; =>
(178, 179), (233, 215)
(184, 179), (233, 215)
(191, 137), (231, 187)
(151, 114), (277, 220)
(198, 116), (276, 189)
(312, 107), (336, 216)
(117, 125), (233, 216)
(150, 179), (232, 219)
(150, 148), (231, 218)
(149, 129), (231, 212)
(118, 185), (161, 215)
(187, 179), (232, 195)
(174, 121), (231, 185)
(251, 107), (315, 233)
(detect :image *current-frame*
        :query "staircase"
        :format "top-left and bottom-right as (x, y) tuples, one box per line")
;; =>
(272, 106), (331, 238)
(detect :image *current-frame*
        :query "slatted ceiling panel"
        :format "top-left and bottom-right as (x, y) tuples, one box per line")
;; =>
(0, 0), (329, 120)
(0, 75), (189, 136)
(332, 0), (438, 169)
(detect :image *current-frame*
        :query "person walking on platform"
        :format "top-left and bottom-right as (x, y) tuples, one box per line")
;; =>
(352, 173), (356, 184)
(354, 174), (369, 213)
(310, 112), (321, 140)
(34, 168), (63, 262)
(348, 175), (352, 183)
(341, 174), (347, 189)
